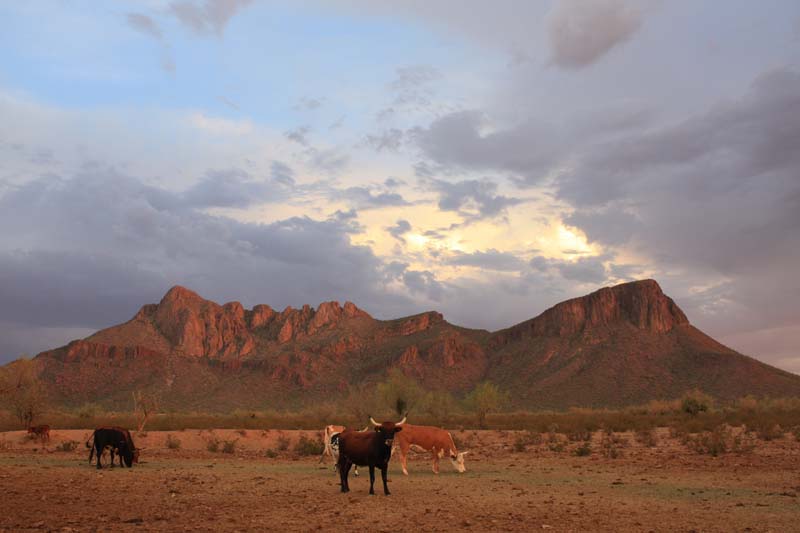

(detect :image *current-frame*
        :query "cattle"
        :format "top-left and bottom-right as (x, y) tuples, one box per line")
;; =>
(319, 424), (361, 476)
(337, 415), (405, 495)
(27, 425), (50, 443)
(393, 424), (468, 475)
(85, 427), (140, 469)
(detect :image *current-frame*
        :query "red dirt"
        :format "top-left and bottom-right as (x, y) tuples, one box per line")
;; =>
(1, 428), (798, 532)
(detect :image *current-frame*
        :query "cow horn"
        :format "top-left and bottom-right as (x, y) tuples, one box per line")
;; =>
(369, 416), (380, 426)
(396, 414), (407, 426)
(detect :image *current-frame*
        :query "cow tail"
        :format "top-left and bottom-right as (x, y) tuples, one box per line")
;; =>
(85, 431), (96, 449)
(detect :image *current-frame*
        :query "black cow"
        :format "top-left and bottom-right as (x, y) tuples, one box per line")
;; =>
(337, 415), (405, 495)
(85, 427), (139, 469)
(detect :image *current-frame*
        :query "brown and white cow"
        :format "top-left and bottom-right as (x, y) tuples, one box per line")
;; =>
(320, 424), (364, 476)
(393, 424), (468, 475)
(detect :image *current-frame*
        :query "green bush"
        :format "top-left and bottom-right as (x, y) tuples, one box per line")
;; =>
(681, 390), (712, 416)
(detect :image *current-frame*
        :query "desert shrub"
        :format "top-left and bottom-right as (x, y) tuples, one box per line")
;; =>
(166, 434), (181, 450)
(235, 429), (247, 437)
(276, 435), (290, 451)
(681, 390), (712, 416)
(512, 434), (529, 452)
(206, 438), (220, 453)
(752, 422), (783, 441)
(791, 426), (800, 441)
(635, 428), (658, 447)
(731, 431), (757, 454)
(264, 448), (278, 458)
(546, 428), (566, 453)
(600, 430), (626, 458)
(55, 440), (78, 452)
(568, 429), (592, 442)
(573, 442), (592, 456)
(686, 425), (731, 456)
(221, 439), (238, 454)
(465, 381), (506, 429)
(294, 435), (324, 456)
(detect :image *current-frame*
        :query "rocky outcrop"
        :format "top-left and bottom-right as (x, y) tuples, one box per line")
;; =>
(494, 280), (688, 345)
(396, 312), (444, 336)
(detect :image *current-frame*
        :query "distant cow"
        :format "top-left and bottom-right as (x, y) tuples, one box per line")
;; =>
(393, 424), (468, 475)
(337, 415), (405, 495)
(86, 427), (139, 469)
(27, 425), (51, 442)
(319, 424), (361, 476)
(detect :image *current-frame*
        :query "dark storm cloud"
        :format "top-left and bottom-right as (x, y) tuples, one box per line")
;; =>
(547, 0), (642, 69)
(415, 111), (561, 184)
(445, 249), (528, 272)
(530, 255), (609, 284)
(181, 168), (291, 208)
(428, 178), (524, 221)
(0, 171), (417, 361)
(170, 0), (254, 37)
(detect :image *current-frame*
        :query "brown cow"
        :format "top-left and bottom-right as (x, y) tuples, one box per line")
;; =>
(337, 415), (405, 495)
(393, 424), (468, 475)
(27, 425), (51, 442)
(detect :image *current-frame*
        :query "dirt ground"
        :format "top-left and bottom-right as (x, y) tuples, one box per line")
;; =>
(0, 428), (798, 532)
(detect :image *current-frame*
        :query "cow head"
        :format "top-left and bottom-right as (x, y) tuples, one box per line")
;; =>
(369, 415), (405, 446)
(450, 451), (468, 473)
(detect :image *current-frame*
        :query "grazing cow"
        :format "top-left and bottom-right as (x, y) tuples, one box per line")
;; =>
(337, 415), (405, 495)
(27, 425), (51, 442)
(85, 427), (139, 469)
(393, 424), (468, 475)
(319, 424), (361, 476)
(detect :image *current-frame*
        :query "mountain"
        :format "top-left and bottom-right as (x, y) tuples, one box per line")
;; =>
(27, 280), (800, 410)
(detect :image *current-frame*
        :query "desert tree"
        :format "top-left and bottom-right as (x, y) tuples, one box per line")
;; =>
(341, 383), (377, 426)
(0, 357), (47, 429)
(132, 389), (161, 431)
(465, 381), (506, 429)
(423, 389), (458, 426)
(376, 368), (424, 417)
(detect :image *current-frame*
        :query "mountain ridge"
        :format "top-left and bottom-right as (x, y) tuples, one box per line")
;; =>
(23, 279), (800, 410)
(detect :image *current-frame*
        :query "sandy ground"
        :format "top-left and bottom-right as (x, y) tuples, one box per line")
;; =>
(1, 428), (798, 532)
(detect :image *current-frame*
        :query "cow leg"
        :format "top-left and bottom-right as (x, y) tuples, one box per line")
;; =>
(109, 448), (115, 468)
(354, 465), (359, 477)
(95, 444), (103, 469)
(432, 448), (440, 474)
(368, 465), (376, 495)
(381, 466), (390, 496)
(399, 446), (409, 476)
(339, 459), (351, 493)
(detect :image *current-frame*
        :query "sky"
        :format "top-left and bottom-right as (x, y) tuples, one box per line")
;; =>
(0, 0), (798, 373)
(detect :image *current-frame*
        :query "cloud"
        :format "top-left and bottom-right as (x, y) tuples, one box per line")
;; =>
(170, 0), (254, 37)
(415, 111), (562, 184)
(445, 249), (528, 272)
(126, 13), (164, 41)
(125, 12), (176, 73)
(365, 128), (405, 152)
(181, 168), (292, 208)
(530, 254), (609, 284)
(293, 97), (323, 111)
(387, 219), (412, 242)
(284, 125), (311, 146)
(547, 0), (642, 68)
(428, 178), (524, 221)
(336, 186), (411, 209)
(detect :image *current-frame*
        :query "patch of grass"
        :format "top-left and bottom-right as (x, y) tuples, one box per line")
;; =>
(166, 434), (181, 450)
(293, 435), (324, 456)
(752, 422), (783, 441)
(635, 428), (658, 447)
(206, 438), (220, 453)
(264, 448), (278, 458)
(221, 439), (238, 454)
(685, 425), (731, 456)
